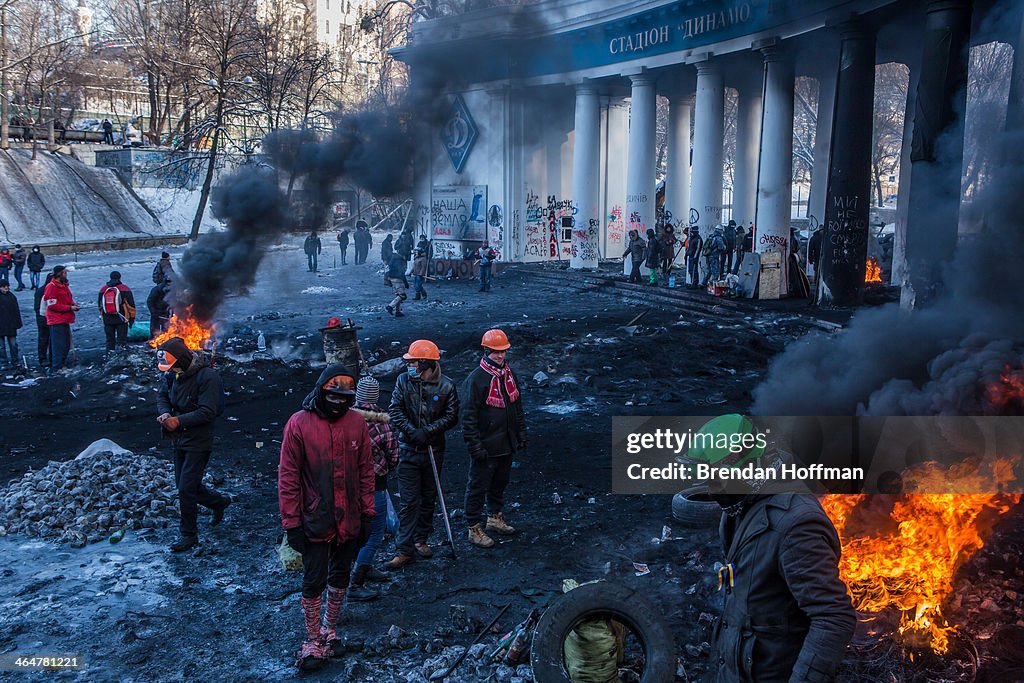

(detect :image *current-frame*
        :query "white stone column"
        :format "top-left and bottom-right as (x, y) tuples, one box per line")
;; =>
(892, 66), (918, 288)
(570, 82), (601, 269)
(732, 85), (761, 227)
(602, 98), (630, 271)
(807, 70), (836, 234)
(626, 73), (657, 241)
(690, 59), (724, 239)
(665, 93), (692, 251)
(754, 43), (795, 295)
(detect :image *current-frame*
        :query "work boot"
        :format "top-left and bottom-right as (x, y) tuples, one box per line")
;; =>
(321, 586), (346, 657)
(347, 566), (379, 602)
(211, 494), (231, 527)
(413, 293), (422, 301)
(363, 566), (391, 583)
(395, 311), (405, 318)
(414, 542), (433, 558)
(169, 535), (198, 552)
(385, 305), (395, 316)
(486, 513), (516, 536)
(386, 554), (414, 570)
(298, 595), (328, 670)
(468, 524), (495, 548)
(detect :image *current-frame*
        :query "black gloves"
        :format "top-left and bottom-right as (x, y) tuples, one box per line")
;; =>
(358, 515), (373, 547)
(286, 526), (306, 554)
(411, 428), (430, 447)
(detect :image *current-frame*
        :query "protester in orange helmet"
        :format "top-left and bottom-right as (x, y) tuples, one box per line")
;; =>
(386, 339), (459, 569)
(460, 329), (527, 548)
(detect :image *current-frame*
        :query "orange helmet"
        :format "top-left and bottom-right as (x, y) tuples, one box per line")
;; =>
(481, 329), (510, 351)
(403, 339), (441, 361)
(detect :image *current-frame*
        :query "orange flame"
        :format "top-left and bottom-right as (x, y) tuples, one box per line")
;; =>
(149, 306), (214, 350)
(865, 257), (883, 284)
(823, 459), (1021, 654)
(986, 365), (1024, 411)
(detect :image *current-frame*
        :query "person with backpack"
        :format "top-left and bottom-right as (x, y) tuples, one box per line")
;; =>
(97, 271), (136, 352)
(153, 251), (175, 285)
(0, 280), (22, 370)
(304, 231), (322, 273)
(27, 246), (45, 290)
(702, 225), (727, 289)
(43, 265), (79, 372)
(34, 273), (52, 368)
(156, 336), (231, 552)
(147, 278), (172, 339)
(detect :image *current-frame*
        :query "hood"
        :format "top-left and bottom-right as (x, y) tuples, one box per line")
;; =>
(106, 279), (121, 287)
(180, 351), (208, 378)
(353, 405), (389, 423)
(302, 363), (356, 415)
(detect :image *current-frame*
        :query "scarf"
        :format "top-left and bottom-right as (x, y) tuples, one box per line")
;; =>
(479, 357), (519, 408)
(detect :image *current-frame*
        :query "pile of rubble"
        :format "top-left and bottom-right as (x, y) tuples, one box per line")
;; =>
(0, 445), (181, 547)
(410, 644), (534, 683)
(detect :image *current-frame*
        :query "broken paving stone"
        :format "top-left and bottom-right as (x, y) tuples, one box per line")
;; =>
(494, 664), (515, 682)
(532, 371), (549, 384)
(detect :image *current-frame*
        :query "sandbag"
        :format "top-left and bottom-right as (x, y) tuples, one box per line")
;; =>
(127, 321), (150, 341)
(563, 618), (625, 683)
(277, 533), (303, 571)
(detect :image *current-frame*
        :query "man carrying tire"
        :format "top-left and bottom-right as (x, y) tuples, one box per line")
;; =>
(386, 339), (459, 569)
(688, 415), (856, 683)
(460, 329), (527, 548)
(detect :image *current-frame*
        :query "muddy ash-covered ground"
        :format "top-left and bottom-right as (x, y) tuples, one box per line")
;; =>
(0, 242), (1022, 682)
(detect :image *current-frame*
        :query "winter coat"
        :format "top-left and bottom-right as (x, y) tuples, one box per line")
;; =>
(724, 223), (737, 249)
(27, 251), (45, 272)
(387, 255), (409, 287)
(685, 233), (703, 259)
(156, 352), (222, 452)
(43, 279), (76, 326)
(808, 231), (824, 268)
(381, 237), (394, 264)
(147, 282), (171, 322)
(0, 290), (22, 337)
(736, 228), (747, 251)
(388, 369), (459, 456)
(278, 397), (375, 543)
(337, 231), (350, 248)
(353, 228), (372, 249)
(353, 403), (399, 486)
(460, 359), (527, 459)
(34, 280), (48, 321)
(623, 236), (646, 264)
(303, 235), (322, 255)
(98, 280), (136, 326)
(411, 255), (428, 278)
(394, 233), (413, 260)
(12, 248), (26, 267)
(416, 237), (431, 257)
(153, 258), (175, 284)
(744, 230), (754, 252)
(707, 494), (856, 683)
(474, 247), (496, 266)
(644, 236), (663, 269)
(704, 233), (726, 260)
(0, 251), (11, 269)
(660, 234), (678, 260)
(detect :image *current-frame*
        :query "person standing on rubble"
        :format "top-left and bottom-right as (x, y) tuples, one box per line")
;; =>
(43, 265), (80, 372)
(97, 271), (136, 352)
(147, 277), (172, 339)
(304, 231), (322, 273)
(689, 415), (856, 683)
(0, 279), (22, 370)
(386, 339), (459, 569)
(385, 251), (409, 317)
(461, 329), (527, 549)
(278, 365), (374, 669)
(411, 248), (429, 300)
(347, 376), (399, 602)
(660, 225), (678, 279)
(644, 228), (663, 286)
(156, 336), (231, 553)
(701, 226), (726, 289)
(684, 227), (703, 289)
(622, 230), (646, 284)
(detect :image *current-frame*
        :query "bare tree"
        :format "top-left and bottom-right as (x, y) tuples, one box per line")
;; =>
(871, 63), (908, 207)
(963, 42), (1013, 199)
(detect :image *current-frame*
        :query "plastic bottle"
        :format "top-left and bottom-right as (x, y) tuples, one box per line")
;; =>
(257, 331), (266, 351)
(109, 529), (126, 544)
(668, 272), (676, 288)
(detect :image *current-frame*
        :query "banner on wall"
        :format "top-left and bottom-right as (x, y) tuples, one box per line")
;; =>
(431, 185), (487, 243)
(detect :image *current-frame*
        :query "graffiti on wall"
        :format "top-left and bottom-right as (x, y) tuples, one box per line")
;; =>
(570, 217), (600, 263)
(432, 240), (462, 259)
(607, 205), (626, 256)
(487, 204), (504, 261)
(431, 185), (487, 241)
(524, 191), (547, 259)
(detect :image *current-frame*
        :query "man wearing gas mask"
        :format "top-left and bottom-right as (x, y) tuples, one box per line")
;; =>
(156, 337), (230, 553)
(386, 339), (459, 569)
(278, 364), (375, 670)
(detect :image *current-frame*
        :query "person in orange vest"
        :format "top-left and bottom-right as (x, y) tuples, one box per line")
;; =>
(460, 329), (527, 548)
(386, 339), (459, 568)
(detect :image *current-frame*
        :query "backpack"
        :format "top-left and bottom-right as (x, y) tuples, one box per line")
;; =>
(152, 263), (163, 284)
(102, 285), (122, 315)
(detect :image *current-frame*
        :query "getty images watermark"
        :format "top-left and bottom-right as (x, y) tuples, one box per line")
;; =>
(611, 415), (1024, 495)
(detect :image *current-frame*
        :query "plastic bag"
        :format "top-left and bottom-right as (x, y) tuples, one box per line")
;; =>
(127, 321), (150, 341)
(385, 492), (399, 536)
(277, 533), (303, 571)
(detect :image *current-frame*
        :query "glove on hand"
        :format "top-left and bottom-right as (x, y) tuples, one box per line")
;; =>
(411, 428), (429, 447)
(286, 526), (306, 554)
(358, 515), (373, 547)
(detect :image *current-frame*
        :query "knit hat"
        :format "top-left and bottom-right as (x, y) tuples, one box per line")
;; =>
(355, 375), (380, 405)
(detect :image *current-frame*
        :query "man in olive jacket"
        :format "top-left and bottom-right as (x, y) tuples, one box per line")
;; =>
(461, 328), (526, 549)
(156, 337), (231, 552)
(386, 339), (459, 568)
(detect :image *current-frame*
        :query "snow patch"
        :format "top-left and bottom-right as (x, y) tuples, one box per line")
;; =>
(538, 401), (582, 415)
(301, 286), (340, 295)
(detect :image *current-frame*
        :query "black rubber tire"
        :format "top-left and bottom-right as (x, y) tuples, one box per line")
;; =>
(530, 581), (675, 683)
(671, 485), (722, 528)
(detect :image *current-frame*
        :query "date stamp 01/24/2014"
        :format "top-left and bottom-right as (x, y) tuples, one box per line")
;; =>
(0, 655), (85, 671)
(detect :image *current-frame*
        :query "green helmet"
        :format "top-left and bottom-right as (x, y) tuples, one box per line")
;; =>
(685, 414), (765, 468)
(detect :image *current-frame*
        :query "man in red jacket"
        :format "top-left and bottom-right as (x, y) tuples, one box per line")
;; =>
(43, 265), (79, 372)
(278, 364), (375, 671)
